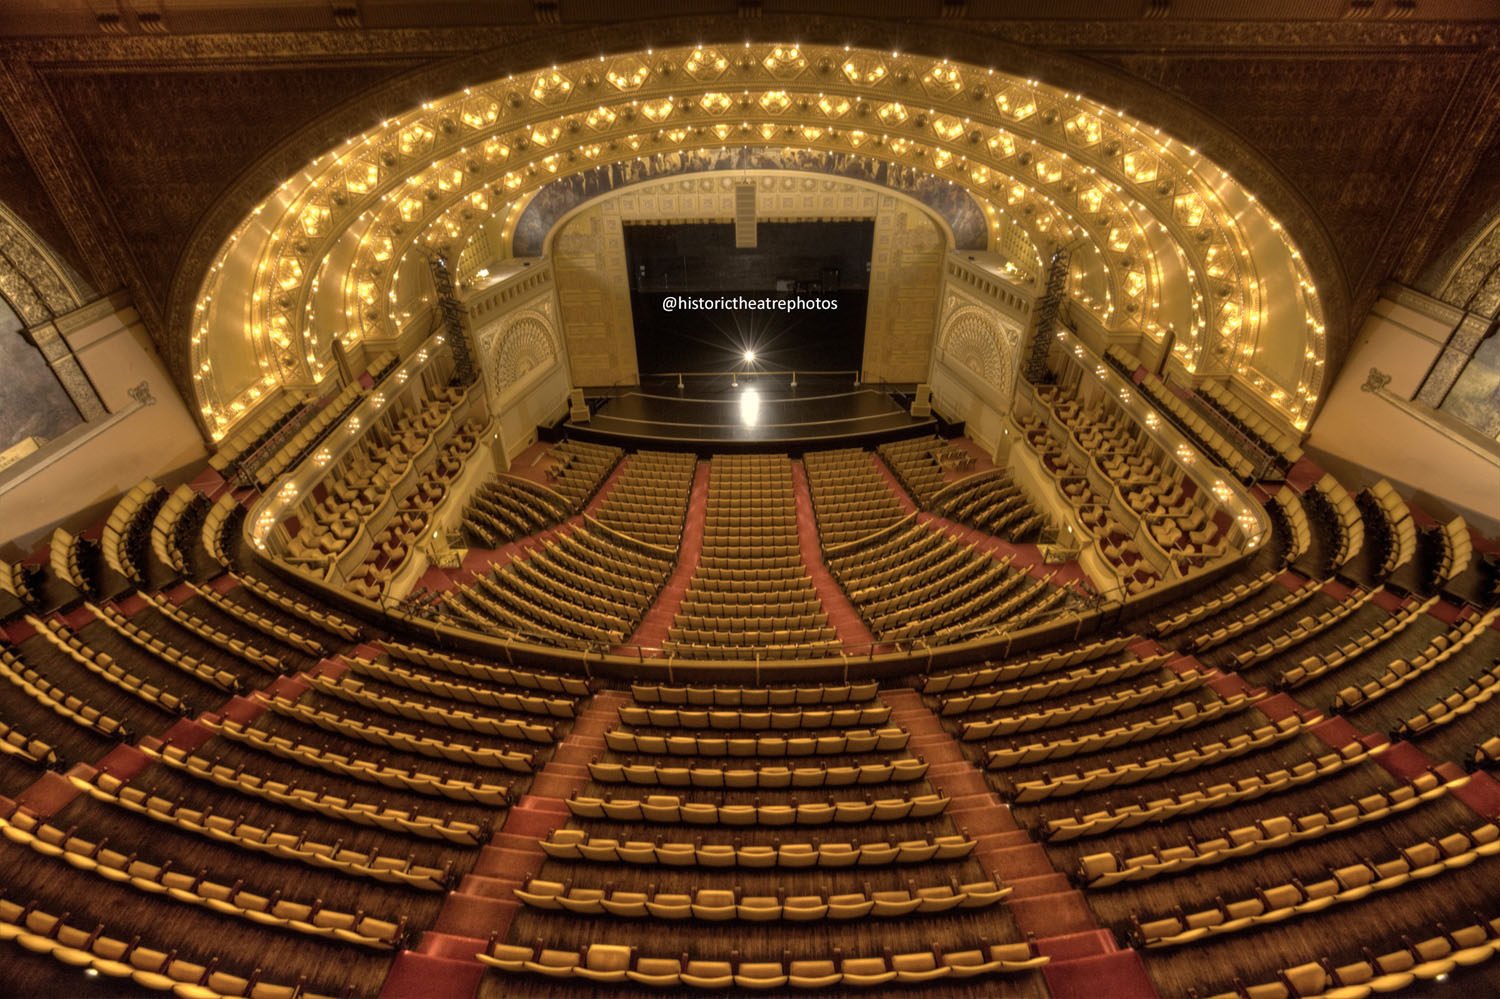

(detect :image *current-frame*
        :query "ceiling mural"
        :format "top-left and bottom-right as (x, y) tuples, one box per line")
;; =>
(187, 42), (1328, 440)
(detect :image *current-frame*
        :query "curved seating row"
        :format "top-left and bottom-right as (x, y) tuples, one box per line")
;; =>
(603, 727), (910, 757)
(630, 681), (879, 706)
(564, 792), (950, 825)
(1040, 737), (1379, 842)
(1075, 769), (1456, 889)
(1004, 713), (1311, 803)
(342, 655), (576, 718)
(537, 828), (977, 867)
(584, 757), (929, 788)
(938, 653), (1167, 716)
(379, 639), (593, 697)
(1182, 576), (1327, 654)
(26, 614), (190, 716)
(1150, 568), (1282, 638)
(1226, 585), (1378, 670)
(68, 769), (454, 891)
(201, 715), (510, 804)
(1131, 821), (1500, 948)
(0, 892), (342, 999)
(918, 634), (1134, 693)
(187, 581), (326, 657)
(230, 571), (362, 641)
(513, 875), (1010, 920)
(258, 694), (536, 771)
(1396, 657), (1500, 740)
(958, 668), (1205, 740)
(139, 591), (284, 674)
(139, 740), (485, 844)
(616, 704), (891, 731)
(0, 809), (407, 950)
(1204, 911), (1500, 999)
(1332, 606), (1500, 712)
(300, 672), (555, 743)
(88, 601), (244, 692)
(0, 647), (127, 740)
(984, 693), (1254, 770)
(478, 938), (1048, 988)
(1275, 594), (1439, 689)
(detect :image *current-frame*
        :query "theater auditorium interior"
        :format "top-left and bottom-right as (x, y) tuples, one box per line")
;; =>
(2, 3), (1500, 998)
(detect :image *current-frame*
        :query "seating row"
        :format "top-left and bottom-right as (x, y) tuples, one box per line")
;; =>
(1332, 606), (1500, 711)
(1040, 737), (1381, 842)
(584, 757), (929, 788)
(616, 704), (891, 731)
(564, 792), (951, 825)
(602, 727), (910, 757)
(512, 875), (1010, 920)
(918, 634), (1134, 693)
(938, 653), (1167, 716)
(537, 828), (977, 867)
(958, 668), (1205, 740)
(1131, 821), (1499, 948)
(1276, 594), (1439, 689)
(202, 715), (510, 805)
(478, 938), (1048, 988)
(1075, 769), (1454, 889)
(630, 680), (878, 706)
(984, 693), (1253, 769)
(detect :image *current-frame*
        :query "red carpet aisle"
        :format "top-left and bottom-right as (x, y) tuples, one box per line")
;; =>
(621, 462), (709, 654)
(789, 459), (879, 651)
(880, 689), (1162, 999)
(379, 691), (624, 999)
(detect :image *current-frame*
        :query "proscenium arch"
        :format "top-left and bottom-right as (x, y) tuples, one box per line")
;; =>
(175, 27), (1344, 442)
(506, 149), (1004, 260)
(517, 159), (1034, 267)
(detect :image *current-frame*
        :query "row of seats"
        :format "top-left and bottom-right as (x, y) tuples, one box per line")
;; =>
(1208, 910), (1500, 999)
(1435, 514), (1474, 583)
(88, 600), (244, 692)
(258, 693), (537, 771)
(1364, 478), (1418, 575)
(1130, 820), (1499, 949)
(591, 449), (696, 549)
(1182, 575), (1327, 654)
(253, 380), (367, 489)
(1074, 769), (1453, 888)
(629, 680), (878, 706)
(101, 477), (163, 586)
(1276, 594), (1439, 690)
(1226, 585), (1378, 670)
(1040, 737), (1381, 842)
(917, 634), (1133, 693)
(984, 693), (1253, 770)
(342, 655), (577, 718)
(937, 653), (1168, 716)
(1331, 606), (1500, 712)
(229, 571), (362, 641)
(957, 667), (1206, 741)
(69, 768), (455, 890)
(584, 757), (929, 788)
(563, 791), (952, 825)
(512, 875), (1011, 920)
(0, 646), (127, 740)
(1004, 713), (1310, 803)
(877, 435), (969, 507)
(478, 939), (1049, 988)
(188, 581), (326, 657)
(536, 828), (977, 867)
(139, 739), (485, 843)
(602, 727), (910, 756)
(139, 591), (284, 674)
(0, 890), (343, 999)
(1150, 569), (1281, 638)
(203, 715), (511, 805)
(300, 671), (556, 743)
(1193, 374), (1305, 469)
(26, 614), (189, 716)
(1397, 655), (1500, 739)
(1311, 473), (1367, 568)
(615, 704), (892, 730)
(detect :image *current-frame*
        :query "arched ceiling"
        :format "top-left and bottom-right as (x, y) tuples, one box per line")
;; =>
(190, 41), (1329, 439)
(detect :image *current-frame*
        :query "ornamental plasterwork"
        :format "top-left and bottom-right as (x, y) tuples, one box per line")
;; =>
(941, 304), (1021, 400)
(0, 203), (91, 326)
(187, 42), (1327, 440)
(483, 310), (557, 399)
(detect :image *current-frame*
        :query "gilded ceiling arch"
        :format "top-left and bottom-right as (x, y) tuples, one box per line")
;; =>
(168, 21), (1348, 442)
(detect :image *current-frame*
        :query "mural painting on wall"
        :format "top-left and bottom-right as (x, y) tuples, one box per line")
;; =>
(512, 147), (987, 255)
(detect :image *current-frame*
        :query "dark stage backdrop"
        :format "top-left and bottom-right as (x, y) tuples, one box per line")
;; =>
(626, 221), (874, 374)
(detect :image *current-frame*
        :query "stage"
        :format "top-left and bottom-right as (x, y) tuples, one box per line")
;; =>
(562, 374), (946, 453)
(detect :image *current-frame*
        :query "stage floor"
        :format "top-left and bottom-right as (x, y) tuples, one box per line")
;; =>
(567, 374), (937, 450)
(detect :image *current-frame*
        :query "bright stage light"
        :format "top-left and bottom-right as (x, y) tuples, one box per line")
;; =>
(739, 387), (760, 426)
(744, 349), (756, 363)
